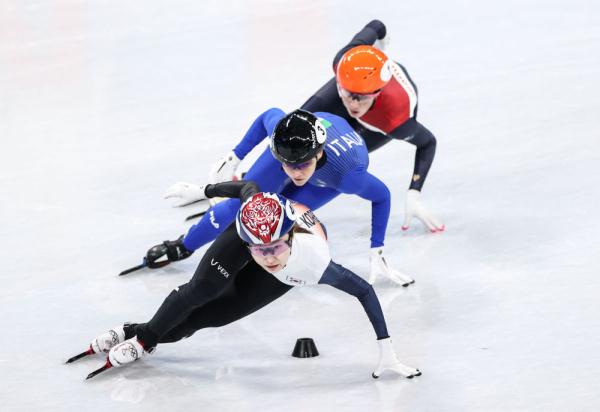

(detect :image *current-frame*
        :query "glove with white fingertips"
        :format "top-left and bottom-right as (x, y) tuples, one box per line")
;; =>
(208, 150), (241, 184)
(163, 182), (207, 207)
(108, 337), (152, 368)
(372, 337), (421, 379)
(402, 189), (445, 233)
(369, 247), (415, 287)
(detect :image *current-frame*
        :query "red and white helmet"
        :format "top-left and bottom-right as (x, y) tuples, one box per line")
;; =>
(236, 192), (296, 244)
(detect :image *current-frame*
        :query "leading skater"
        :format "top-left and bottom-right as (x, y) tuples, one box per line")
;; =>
(72, 180), (421, 381)
(209, 20), (444, 233)
(154, 109), (412, 285)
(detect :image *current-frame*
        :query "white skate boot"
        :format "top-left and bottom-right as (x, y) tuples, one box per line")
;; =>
(108, 337), (148, 367)
(91, 325), (126, 353)
(66, 325), (129, 364)
(84, 337), (151, 380)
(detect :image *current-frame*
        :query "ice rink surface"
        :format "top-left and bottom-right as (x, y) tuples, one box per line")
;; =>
(1, 0), (599, 411)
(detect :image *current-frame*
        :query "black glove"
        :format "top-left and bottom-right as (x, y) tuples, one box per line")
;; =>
(145, 235), (193, 269)
(366, 19), (386, 39)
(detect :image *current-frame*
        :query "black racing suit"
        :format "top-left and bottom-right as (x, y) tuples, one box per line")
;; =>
(135, 222), (293, 346)
(134, 181), (292, 347)
(133, 181), (388, 348)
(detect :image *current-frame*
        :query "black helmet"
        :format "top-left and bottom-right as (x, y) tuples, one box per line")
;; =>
(270, 109), (327, 164)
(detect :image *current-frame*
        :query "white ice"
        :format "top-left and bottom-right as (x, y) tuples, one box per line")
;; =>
(1, 1), (599, 411)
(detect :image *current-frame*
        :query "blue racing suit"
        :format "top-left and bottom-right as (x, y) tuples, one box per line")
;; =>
(182, 108), (391, 250)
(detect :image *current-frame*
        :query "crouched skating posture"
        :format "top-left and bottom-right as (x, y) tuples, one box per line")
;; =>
(74, 181), (420, 380)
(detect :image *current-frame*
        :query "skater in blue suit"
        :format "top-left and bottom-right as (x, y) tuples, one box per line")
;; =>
(153, 109), (412, 285)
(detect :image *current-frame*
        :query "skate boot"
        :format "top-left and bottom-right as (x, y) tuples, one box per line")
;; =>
(66, 323), (137, 365)
(84, 336), (151, 380)
(90, 323), (138, 353)
(108, 336), (151, 367)
(90, 326), (125, 353)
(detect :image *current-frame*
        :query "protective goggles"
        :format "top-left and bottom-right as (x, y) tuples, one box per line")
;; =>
(247, 236), (293, 257)
(282, 159), (314, 170)
(337, 85), (381, 102)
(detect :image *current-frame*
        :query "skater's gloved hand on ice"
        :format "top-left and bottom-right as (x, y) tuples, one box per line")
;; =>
(402, 189), (445, 233)
(208, 150), (241, 184)
(372, 337), (421, 379)
(369, 247), (414, 287)
(163, 182), (208, 207)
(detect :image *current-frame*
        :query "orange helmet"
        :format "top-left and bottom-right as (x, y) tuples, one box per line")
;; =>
(336, 45), (392, 94)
